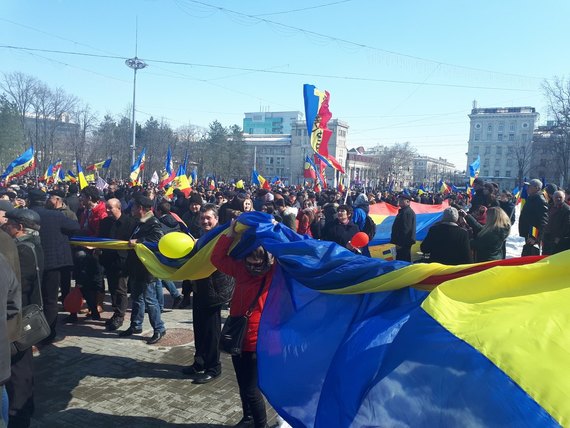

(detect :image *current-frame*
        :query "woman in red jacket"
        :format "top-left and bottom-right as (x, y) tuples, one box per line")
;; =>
(211, 220), (274, 428)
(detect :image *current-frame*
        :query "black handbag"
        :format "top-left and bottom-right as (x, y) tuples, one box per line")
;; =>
(11, 241), (50, 354)
(220, 277), (267, 356)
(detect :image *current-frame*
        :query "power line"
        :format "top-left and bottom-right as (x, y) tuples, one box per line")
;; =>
(0, 45), (537, 92)
(180, 0), (545, 82)
(252, 0), (354, 17)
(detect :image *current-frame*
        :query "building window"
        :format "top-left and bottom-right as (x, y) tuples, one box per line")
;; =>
(498, 123), (504, 132)
(506, 159), (513, 166)
(506, 171), (511, 177)
(484, 146), (491, 154)
(483, 158), (489, 167)
(498, 133), (503, 141)
(496, 146), (502, 155)
(510, 123), (515, 131)
(486, 133), (492, 140)
(474, 133), (480, 141)
(483, 169), (489, 176)
(495, 170), (500, 176)
(487, 124), (492, 132)
(522, 133), (528, 142)
(473, 146), (480, 154)
(507, 147), (514, 155)
(508, 133), (514, 141)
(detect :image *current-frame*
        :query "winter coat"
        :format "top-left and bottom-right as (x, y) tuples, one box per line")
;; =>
(0, 253), (21, 385)
(29, 204), (80, 270)
(79, 200), (108, 236)
(467, 215), (510, 262)
(322, 220), (360, 249)
(391, 205), (416, 248)
(98, 214), (137, 274)
(518, 193), (549, 239)
(211, 235), (273, 353)
(193, 270), (235, 308)
(420, 222), (472, 265)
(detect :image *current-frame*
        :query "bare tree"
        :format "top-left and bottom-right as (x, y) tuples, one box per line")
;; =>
(514, 138), (532, 186)
(543, 77), (570, 187)
(0, 71), (38, 146)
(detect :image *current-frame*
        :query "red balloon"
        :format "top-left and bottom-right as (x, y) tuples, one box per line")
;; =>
(351, 231), (370, 248)
(64, 287), (84, 313)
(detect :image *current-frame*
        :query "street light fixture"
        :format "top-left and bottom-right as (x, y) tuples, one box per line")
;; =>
(125, 56), (147, 165)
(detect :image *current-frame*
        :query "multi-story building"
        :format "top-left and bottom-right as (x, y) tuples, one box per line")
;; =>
(243, 134), (292, 184)
(413, 156), (456, 187)
(243, 111), (303, 135)
(466, 104), (539, 189)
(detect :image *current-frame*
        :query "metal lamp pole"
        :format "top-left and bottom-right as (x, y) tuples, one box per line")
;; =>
(125, 57), (147, 166)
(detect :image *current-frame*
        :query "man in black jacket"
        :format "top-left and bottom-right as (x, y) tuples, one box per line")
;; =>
(3, 208), (44, 427)
(28, 189), (80, 343)
(390, 194), (416, 262)
(518, 179), (549, 256)
(182, 204), (235, 384)
(98, 198), (136, 331)
(542, 190), (570, 255)
(119, 195), (166, 344)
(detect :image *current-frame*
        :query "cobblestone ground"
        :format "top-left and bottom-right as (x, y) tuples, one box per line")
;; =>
(30, 292), (279, 428)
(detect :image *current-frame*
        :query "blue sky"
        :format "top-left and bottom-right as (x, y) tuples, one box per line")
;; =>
(1, 0), (568, 170)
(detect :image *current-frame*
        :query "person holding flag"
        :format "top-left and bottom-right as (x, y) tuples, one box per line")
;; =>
(518, 178), (549, 256)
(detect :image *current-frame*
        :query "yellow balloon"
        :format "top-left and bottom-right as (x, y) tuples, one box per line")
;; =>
(158, 232), (195, 259)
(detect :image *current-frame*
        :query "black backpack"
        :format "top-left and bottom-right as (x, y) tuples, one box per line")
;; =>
(363, 215), (377, 241)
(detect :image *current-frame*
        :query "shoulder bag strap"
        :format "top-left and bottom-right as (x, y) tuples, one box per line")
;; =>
(245, 276), (268, 318)
(18, 241), (43, 309)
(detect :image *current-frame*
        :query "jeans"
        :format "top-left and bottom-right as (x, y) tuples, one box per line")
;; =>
(130, 279), (165, 333)
(156, 280), (181, 311)
(1, 385), (8, 428)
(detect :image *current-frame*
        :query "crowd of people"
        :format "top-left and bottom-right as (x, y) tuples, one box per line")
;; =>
(0, 174), (569, 427)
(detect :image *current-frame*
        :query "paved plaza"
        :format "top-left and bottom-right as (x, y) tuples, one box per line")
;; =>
(29, 293), (280, 428)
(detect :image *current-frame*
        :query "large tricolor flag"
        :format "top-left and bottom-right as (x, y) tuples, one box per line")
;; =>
(69, 212), (569, 427)
(1, 147), (36, 180)
(303, 84), (345, 173)
(160, 147), (177, 188)
(129, 148), (146, 184)
(165, 164), (192, 197)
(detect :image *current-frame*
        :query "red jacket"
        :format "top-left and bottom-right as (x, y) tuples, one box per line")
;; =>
(79, 201), (108, 236)
(211, 234), (273, 352)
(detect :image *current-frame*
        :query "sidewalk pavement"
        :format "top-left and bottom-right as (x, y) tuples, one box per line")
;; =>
(30, 294), (280, 428)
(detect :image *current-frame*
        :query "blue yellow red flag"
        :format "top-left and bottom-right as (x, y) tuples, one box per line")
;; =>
(129, 148), (146, 183)
(1, 147), (36, 180)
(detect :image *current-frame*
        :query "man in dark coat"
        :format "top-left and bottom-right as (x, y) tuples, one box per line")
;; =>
(542, 190), (570, 255)
(518, 179), (549, 256)
(28, 189), (80, 343)
(421, 207), (472, 265)
(98, 198), (136, 330)
(119, 194), (166, 344)
(390, 194), (416, 262)
(3, 208), (44, 427)
(183, 204), (235, 384)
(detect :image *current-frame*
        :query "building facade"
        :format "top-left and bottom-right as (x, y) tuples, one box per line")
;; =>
(466, 105), (539, 189)
(243, 134), (292, 184)
(531, 122), (566, 187)
(243, 111), (303, 135)
(413, 156), (456, 187)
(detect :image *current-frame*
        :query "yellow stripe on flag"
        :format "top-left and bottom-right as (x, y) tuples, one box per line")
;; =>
(421, 251), (570, 426)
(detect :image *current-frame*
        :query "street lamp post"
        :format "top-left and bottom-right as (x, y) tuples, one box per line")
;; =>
(125, 57), (147, 166)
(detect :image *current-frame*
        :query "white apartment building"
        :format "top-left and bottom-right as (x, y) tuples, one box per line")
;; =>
(467, 104), (539, 189)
